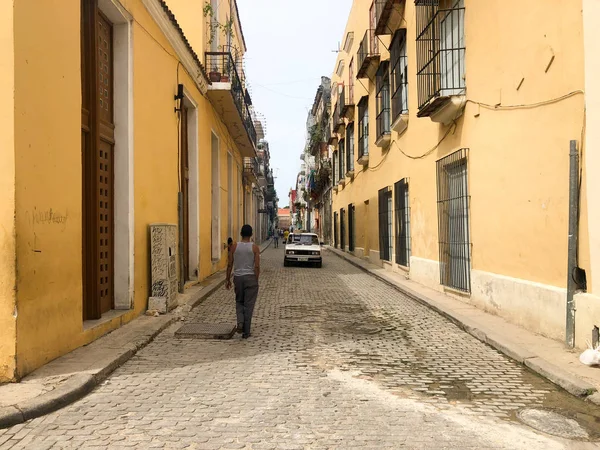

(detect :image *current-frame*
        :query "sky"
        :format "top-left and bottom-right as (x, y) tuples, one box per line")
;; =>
(236, 0), (352, 207)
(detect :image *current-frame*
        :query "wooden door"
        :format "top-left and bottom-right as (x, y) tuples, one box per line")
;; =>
(181, 106), (190, 281)
(81, 1), (114, 319)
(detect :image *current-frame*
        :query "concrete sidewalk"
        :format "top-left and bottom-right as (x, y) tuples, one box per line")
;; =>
(0, 239), (272, 429)
(328, 247), (600, 406)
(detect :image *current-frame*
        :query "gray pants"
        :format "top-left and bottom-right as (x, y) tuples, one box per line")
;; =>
(233, 275), (259, 336)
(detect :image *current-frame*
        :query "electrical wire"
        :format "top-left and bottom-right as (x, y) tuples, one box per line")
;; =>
(334, 89), (586, 186)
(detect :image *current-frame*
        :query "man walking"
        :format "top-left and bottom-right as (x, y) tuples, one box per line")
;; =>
(273, 228), (279, 248)
(226, 225), (260, 339)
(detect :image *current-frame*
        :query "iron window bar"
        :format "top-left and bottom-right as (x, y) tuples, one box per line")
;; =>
(436, 148), (471, 292)
(338, 139), (346, 181)
(376, 61), (391, 142)
(415, 0), (465, 115)
(394, 178), (410, 266)
(206, 51), (257, 147)
(357, 96), (369, 160)
(346, 123), (355, 173)
(378, 186), (392, 262)
(334, 212), (339, 249)
(390, 29), (409, 122)
(340, 208), (346, 251)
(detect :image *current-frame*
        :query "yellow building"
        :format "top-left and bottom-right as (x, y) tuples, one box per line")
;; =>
(330, 0), (600, 349)
(0, 0), (265, 382)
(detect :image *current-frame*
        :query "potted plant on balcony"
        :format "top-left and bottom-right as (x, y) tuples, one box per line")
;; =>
(208, 65), (221, 82)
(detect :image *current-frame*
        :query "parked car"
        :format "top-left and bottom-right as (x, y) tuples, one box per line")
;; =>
(284, 233), (322, 268)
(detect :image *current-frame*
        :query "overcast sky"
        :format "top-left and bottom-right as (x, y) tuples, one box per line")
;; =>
(236, 0), (352, 207)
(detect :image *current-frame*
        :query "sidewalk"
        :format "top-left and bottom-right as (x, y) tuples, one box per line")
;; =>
(328, 247), (600, 406)
(0, 239), (272, 429)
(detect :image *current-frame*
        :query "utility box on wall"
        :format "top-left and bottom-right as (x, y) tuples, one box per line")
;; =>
(149, 223), (178, 313)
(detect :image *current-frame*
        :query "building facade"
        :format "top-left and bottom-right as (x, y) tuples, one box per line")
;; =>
(0, 0), (273, 382)
(303, 77), (333, 244)
(329, 0), (598, 349)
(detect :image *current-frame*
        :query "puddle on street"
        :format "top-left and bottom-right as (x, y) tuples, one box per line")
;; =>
(513, 368), (600, 440)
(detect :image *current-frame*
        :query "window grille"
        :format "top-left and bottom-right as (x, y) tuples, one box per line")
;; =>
(346, 123), (355, 173)
(390, 29), (408, 122)
(348, 204), (355, 252)
(340, 208), (346, 251)
(378, 187), (392, 261)
(333, 152), (338, 183)
(376, 61), (391, 141)
(333, 211), (339, 248)
(338, 139), (345, 181)
(436, 148), (471, 292)
(415, 0), (465, 113)
(394, 178), (410, 266)
(358, 97), (369, 160)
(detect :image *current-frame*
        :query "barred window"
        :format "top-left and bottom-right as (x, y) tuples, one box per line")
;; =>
(340, 208), (346, 251)
(415, 0), (466, 113)
(394, 178), (410, 266)
(358, 97), (369, 160)
(378, 187), (393, 261)
(346, 123), (355, 173)
(332, 151), (338, 183)
(390, 29), (408, 122)
(334, 211), (339, 249)
(436, 148), (471, 292)
(376, 61), (391, 141)
(338, 139), (345, 181)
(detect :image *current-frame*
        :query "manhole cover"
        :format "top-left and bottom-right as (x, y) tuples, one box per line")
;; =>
(517, 408), (589, 439)
(175, 323), (236, 339)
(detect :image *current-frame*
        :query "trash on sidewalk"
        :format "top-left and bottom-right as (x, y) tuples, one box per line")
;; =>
(579, 341), (600, 366)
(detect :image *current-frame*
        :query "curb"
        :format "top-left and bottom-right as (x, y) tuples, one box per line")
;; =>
(328, 247), (599, 404)
(0, 240), (274, 429)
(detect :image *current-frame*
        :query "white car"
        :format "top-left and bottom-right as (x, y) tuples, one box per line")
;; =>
(284, 233), (322, 268)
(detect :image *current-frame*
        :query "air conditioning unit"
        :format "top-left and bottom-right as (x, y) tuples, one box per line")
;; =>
(148, 223), (178, 313)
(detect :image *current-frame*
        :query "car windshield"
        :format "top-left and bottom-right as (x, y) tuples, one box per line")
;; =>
(296, 235), (319, 245)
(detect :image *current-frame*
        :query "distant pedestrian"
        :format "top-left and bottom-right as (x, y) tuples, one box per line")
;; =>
(227, 237), (233, 252)
(273, 229), (279, 248)
(226, 225), (260, 339)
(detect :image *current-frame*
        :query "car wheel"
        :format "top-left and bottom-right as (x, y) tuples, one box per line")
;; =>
(316, 261), (322, 268)
(284, 259), (290, 267)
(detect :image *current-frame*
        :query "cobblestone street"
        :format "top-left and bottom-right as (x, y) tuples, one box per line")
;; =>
(2, 247), (600, 449)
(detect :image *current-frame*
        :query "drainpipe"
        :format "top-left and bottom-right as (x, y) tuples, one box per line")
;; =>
(178, 192), (185, 294)
(566, 140), (579, 348)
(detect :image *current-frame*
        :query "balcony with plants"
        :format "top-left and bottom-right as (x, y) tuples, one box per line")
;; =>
(203, 4), (257, 157)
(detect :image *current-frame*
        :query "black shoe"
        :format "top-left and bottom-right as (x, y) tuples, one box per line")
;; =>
(242, 333), (251, 339)
(236, 324), (243, 334)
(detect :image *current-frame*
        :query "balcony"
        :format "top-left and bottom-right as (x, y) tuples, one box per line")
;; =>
(358, 134), (369, 166)
(257, 162), (267, 188)
(415, 0), (466, 122)
(205, 52), (257, 157)
(357, 30), (380, 80)
(375, 0), (406, 36)
(340, 84), (355, 120)
(333, 102), (345, 133)
(243, 157), (259, 183)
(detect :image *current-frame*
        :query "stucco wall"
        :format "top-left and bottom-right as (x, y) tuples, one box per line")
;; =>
(10, 0), (247, 377)
(331, 0), (595, 347)
(0, 0), (17, 383)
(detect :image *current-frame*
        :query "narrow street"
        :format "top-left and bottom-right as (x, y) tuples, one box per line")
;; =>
(2, 247), (600, 449)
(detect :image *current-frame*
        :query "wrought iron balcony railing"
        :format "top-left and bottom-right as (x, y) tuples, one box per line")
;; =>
(205, 51), (257, 147)
(243, 157), (259, 181)
(357, 29), (380, 79)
